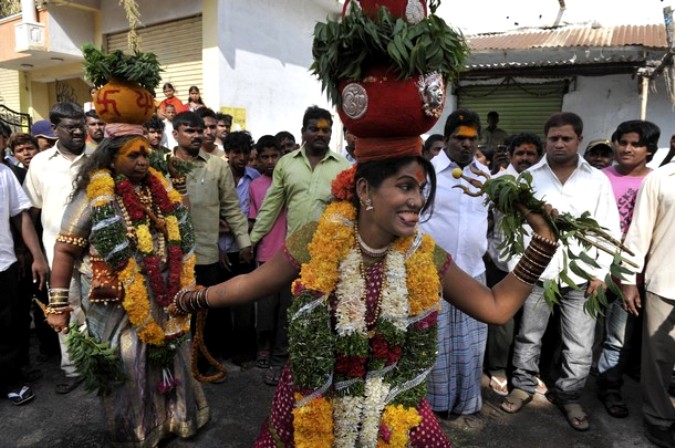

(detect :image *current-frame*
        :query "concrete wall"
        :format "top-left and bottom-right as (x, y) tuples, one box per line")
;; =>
(564, 74), (675, 149)
(215, 0), (340, 145)
(47, 7), (95, 55)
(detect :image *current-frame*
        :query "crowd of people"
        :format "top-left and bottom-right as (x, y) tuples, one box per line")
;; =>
(1, 96), (674, 447)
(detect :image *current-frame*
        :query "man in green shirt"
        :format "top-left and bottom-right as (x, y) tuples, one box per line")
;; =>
(172, 111), (252, 367)
(250, 106), (351, 244)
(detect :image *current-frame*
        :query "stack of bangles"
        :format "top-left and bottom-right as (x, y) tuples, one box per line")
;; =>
(173, 287), (211, 314)
(512, 233), (559, 285)
(46, 288), (70, 315)
(170, 177), (188, 195)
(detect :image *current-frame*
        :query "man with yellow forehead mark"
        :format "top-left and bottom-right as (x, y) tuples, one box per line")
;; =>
(420, 109), (491, 417)
(250, 105), (351, 244)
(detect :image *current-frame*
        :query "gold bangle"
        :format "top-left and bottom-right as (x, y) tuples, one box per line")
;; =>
(56, 233), (88, 248)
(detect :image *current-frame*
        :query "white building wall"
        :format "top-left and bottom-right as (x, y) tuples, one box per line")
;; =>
(564, 74), (675, 149)
(47, 7), (96, 55)
(216, 0), (340, 145)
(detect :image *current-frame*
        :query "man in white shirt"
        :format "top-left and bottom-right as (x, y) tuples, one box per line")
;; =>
(501, 112), (620, 432)
(23, 102), (91, 394)
(484, 132), (543, 396)
(0, 164), (48, 405)
(622, 163), (675, 448)
(421, 109), (489, 416)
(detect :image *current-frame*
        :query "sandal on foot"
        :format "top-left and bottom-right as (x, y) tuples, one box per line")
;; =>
(55, 376), (83, 395)
(599, 391), (629, 418)
(256, 351), (270, 369)
(500, 388), (532, 414)
(7, 385), (35, 406)
(557, 402), (590, 431)
(489, 376), (509, 396)
(534, 376), (548, 396)
(263, 366), (282, 386)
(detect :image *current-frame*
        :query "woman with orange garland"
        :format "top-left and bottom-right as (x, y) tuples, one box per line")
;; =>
(47, 135), (208, 446)
(171, 145), (559, 447)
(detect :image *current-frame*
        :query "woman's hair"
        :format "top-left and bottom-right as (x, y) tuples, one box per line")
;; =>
(188, 85), (204, 105)
(72, 135), (144, 196)
(162, 83), (176, 92)
(351, 155), (436, 220)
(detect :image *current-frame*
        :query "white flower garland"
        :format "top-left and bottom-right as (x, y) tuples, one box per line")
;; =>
(359, 377), (391, 447)
(334, 248), (368, 336)
(331, 245), (411, 446)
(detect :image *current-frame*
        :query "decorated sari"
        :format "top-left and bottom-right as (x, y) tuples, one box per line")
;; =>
(59, 168), (209, 447)
(253, 201), (453, 447)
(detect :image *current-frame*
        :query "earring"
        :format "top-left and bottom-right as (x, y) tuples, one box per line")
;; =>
(365, 198), (374, 211)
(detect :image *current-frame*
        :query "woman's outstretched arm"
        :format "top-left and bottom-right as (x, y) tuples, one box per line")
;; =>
(199, 250), (299, 308)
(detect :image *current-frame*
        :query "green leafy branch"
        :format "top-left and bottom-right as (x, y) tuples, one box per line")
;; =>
(456, 168), (636, 317)
(66, 323), (126, 396)
(311, 4), (469, 105)
(82, 44), (163, 95)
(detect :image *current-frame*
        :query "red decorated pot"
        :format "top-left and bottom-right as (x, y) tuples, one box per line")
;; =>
(338, 66), (445, 138)
(346, 0), (427, 21)
(94, 80), (155, 125)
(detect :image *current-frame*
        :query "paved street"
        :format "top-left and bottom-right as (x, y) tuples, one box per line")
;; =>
(0, 338), (665, 448)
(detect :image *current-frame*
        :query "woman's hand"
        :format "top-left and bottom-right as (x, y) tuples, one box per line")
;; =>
(516, 203), (558, 242)
(47, 309), (71, 333)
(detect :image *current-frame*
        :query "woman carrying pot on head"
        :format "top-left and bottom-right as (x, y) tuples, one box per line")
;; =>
(46, 135), (208, 446)
(170, 140), (559, 447)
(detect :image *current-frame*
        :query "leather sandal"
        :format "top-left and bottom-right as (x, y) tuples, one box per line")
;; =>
(500, 388), (532, 414)
(599, 391), (629, 418)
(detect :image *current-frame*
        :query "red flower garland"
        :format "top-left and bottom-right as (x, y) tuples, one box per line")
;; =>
(115, 172), (183, 308)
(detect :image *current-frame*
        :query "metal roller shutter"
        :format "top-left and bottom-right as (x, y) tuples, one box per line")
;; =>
(106, 15), (203, 101)
(456, 80), (567, 139)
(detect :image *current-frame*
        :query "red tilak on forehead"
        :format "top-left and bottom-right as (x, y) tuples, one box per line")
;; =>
(414, 167), (426, 183)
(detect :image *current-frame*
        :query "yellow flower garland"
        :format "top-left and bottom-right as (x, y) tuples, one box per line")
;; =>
(292, 201), (440, 447)
(292, 394), (334, 448)
(86, 169), (195, 347)
(378, 404), (423, 448)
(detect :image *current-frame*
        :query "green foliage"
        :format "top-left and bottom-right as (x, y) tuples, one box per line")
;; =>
(311, 5), (469, 105)
(82, 44), (163, 95)
(66, 323), (126, 396)
(485, 172), (635, 318)
(288, 292), (335, 391)
(148, 151), (193, 177)
(147, 334), (189, 368)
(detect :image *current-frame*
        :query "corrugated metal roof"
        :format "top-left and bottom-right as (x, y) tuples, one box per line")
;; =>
(467, 24), (668, 51)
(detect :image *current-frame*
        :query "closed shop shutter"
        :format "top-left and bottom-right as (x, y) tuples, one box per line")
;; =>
(106, 15), (202, 102)
(0, 68), (21, 112)
(456, 81), (567, 139)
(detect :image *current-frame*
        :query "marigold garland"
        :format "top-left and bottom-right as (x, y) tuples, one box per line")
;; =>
(87, 168), (196, 348)
(289, 201), (441, 447)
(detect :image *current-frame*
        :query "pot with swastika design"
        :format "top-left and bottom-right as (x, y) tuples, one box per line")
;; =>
(94, 80), (155, 124)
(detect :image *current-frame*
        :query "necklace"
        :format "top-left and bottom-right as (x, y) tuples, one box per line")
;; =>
(360, 256), (386, 327)
(355, 224), (390, 258)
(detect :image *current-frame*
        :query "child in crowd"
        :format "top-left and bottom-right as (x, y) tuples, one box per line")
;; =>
(248, 135), (290, 386)
(220, 132), (260, 365)
(187, 86), (206, 112)
(160, 104), (178, 150)
(158, 82), (186, 118)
